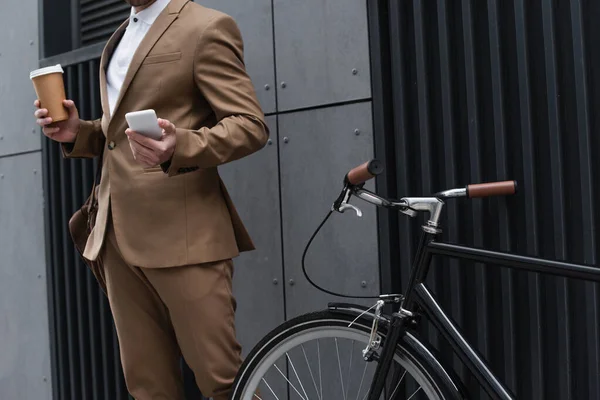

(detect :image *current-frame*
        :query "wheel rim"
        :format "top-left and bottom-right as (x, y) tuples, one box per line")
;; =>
(239, 320), (442, 400)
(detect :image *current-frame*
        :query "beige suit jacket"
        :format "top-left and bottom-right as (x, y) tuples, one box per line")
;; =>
(62, 0), (269, 268)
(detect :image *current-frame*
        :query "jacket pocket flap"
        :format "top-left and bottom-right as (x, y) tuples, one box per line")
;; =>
(143, 51), (182, 65)
(143, 166), (164, 173)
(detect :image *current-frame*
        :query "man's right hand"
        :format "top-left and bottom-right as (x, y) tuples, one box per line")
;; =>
(34, 99), (80, 143)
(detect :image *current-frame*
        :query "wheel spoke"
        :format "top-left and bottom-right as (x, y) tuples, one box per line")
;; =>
(407, 386), (423, 400)
(355, 361), (369, 400)
(335, 338), (348, 400)
(286, 352), (310, 400)
(389, 370), (407, 399)
(261, 378), (280, 400)
(301, 344), (321, 400)
(318, 339), (323, 400)
(274, 363), (307, 400)
(361, 385), (370, 400)
(345, 340), (354, 400)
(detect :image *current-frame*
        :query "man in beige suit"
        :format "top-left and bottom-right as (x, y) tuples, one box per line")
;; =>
(34, 0), (268, 398)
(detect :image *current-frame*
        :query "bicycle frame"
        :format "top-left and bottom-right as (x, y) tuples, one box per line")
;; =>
(365, 229), (600, 400)
(329, 180), (600, 399)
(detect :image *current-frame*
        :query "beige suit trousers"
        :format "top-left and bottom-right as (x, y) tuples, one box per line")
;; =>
(101, 219), (242, 400)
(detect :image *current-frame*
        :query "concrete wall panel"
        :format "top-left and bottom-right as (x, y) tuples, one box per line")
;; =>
(278, 102), (379, 319)
(0, 153), (51, 399)
(273, 0), (371, 110)
(0, 0), (42, 157)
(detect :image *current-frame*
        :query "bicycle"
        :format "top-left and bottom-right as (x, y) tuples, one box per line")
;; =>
(230, 160), (600, 400)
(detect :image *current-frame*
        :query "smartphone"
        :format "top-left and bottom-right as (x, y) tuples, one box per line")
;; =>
(125, 109), (163, 140)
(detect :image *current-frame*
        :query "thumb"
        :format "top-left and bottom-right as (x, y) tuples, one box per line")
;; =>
(158, 118), (176, 135)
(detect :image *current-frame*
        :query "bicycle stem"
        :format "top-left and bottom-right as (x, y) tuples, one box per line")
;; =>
(346, 187), (446, 233)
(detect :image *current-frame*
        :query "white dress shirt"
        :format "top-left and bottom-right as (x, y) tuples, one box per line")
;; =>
(106, 0), (171, 115)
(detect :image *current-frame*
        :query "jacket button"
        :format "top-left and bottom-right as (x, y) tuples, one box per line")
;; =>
(108, 141), (116, 150)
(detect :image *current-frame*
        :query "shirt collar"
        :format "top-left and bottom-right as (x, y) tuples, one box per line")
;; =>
(130, 0), (171, 25)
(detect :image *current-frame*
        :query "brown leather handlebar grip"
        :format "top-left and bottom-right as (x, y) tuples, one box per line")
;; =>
(467, 180), (518, 198)
(346, 159), (384, 186)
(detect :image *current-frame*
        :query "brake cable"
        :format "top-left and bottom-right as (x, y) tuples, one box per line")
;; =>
(301, 210), (382, 299)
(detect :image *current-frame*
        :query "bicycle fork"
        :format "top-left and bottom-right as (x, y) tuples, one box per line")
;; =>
(365, 313), (408, 400)
(364, 233), (433, 400)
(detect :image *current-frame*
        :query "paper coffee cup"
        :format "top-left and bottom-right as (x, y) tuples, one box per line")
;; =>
(30, 64), (69, 123)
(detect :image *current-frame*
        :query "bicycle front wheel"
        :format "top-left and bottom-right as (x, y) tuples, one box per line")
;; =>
(230, 310), (448, 400)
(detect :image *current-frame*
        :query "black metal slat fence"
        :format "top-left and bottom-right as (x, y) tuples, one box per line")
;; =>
(80, 0), (129, 46)
(370, 0), (600, 399)
(42, 61), (129, 400)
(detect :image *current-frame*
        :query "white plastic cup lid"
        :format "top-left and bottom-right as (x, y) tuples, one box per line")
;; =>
(30, 64), (64, 80)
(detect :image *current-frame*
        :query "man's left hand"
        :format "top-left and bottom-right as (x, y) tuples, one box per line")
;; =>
(126, 118), (176, 168)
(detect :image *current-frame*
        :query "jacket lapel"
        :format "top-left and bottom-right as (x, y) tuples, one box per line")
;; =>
(109, 0), (188, 120)
(99, 19), (129, 121)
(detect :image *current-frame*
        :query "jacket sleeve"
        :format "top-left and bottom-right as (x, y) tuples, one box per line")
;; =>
(61, 118), (105, 158)
(163, 14), (269, 176)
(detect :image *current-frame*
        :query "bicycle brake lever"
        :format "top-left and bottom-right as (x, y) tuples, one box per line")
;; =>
(339, 203), (363, 217)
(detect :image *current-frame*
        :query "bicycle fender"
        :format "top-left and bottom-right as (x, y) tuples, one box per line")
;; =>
(328, 302), (467, 400)
(328, 302), (392, 323)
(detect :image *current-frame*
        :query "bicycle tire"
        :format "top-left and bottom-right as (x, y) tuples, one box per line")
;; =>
(230, 310), (453, 400)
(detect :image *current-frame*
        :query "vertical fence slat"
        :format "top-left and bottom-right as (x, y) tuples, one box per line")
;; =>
(461, 6), (489, 398)
(569, 1), (600, 398)
(412, 0), (439, 353)
(513, 1), (544, 397)
(570, 0), (595, 258)
(388, 0), (413, 289)
(99, 290), (111, 400)
(540, 0), (572, 398)
(486, 0), (517, 391)
(114, 329), (124, 400)
(72, 62), (91, 399)
(435, 0), (465, 382)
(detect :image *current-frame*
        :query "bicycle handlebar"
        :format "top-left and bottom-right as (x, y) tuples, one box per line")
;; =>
(345, 159), (384, 186)
(466, 181), (518, 198)
(336, 161), (518, 227)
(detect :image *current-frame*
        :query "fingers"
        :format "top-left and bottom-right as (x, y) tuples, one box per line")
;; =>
(43, 127), (61, 136)
(128, 134), (156, 158)
(137, 154), (156, 167)
(130, 140), (158, 166)
(131, 141), (154, 160)
(36, 116), (53, 127)
(34, 99), (40, 108)
(125, 129), (156, 150)
(34, 108), (48, 119)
